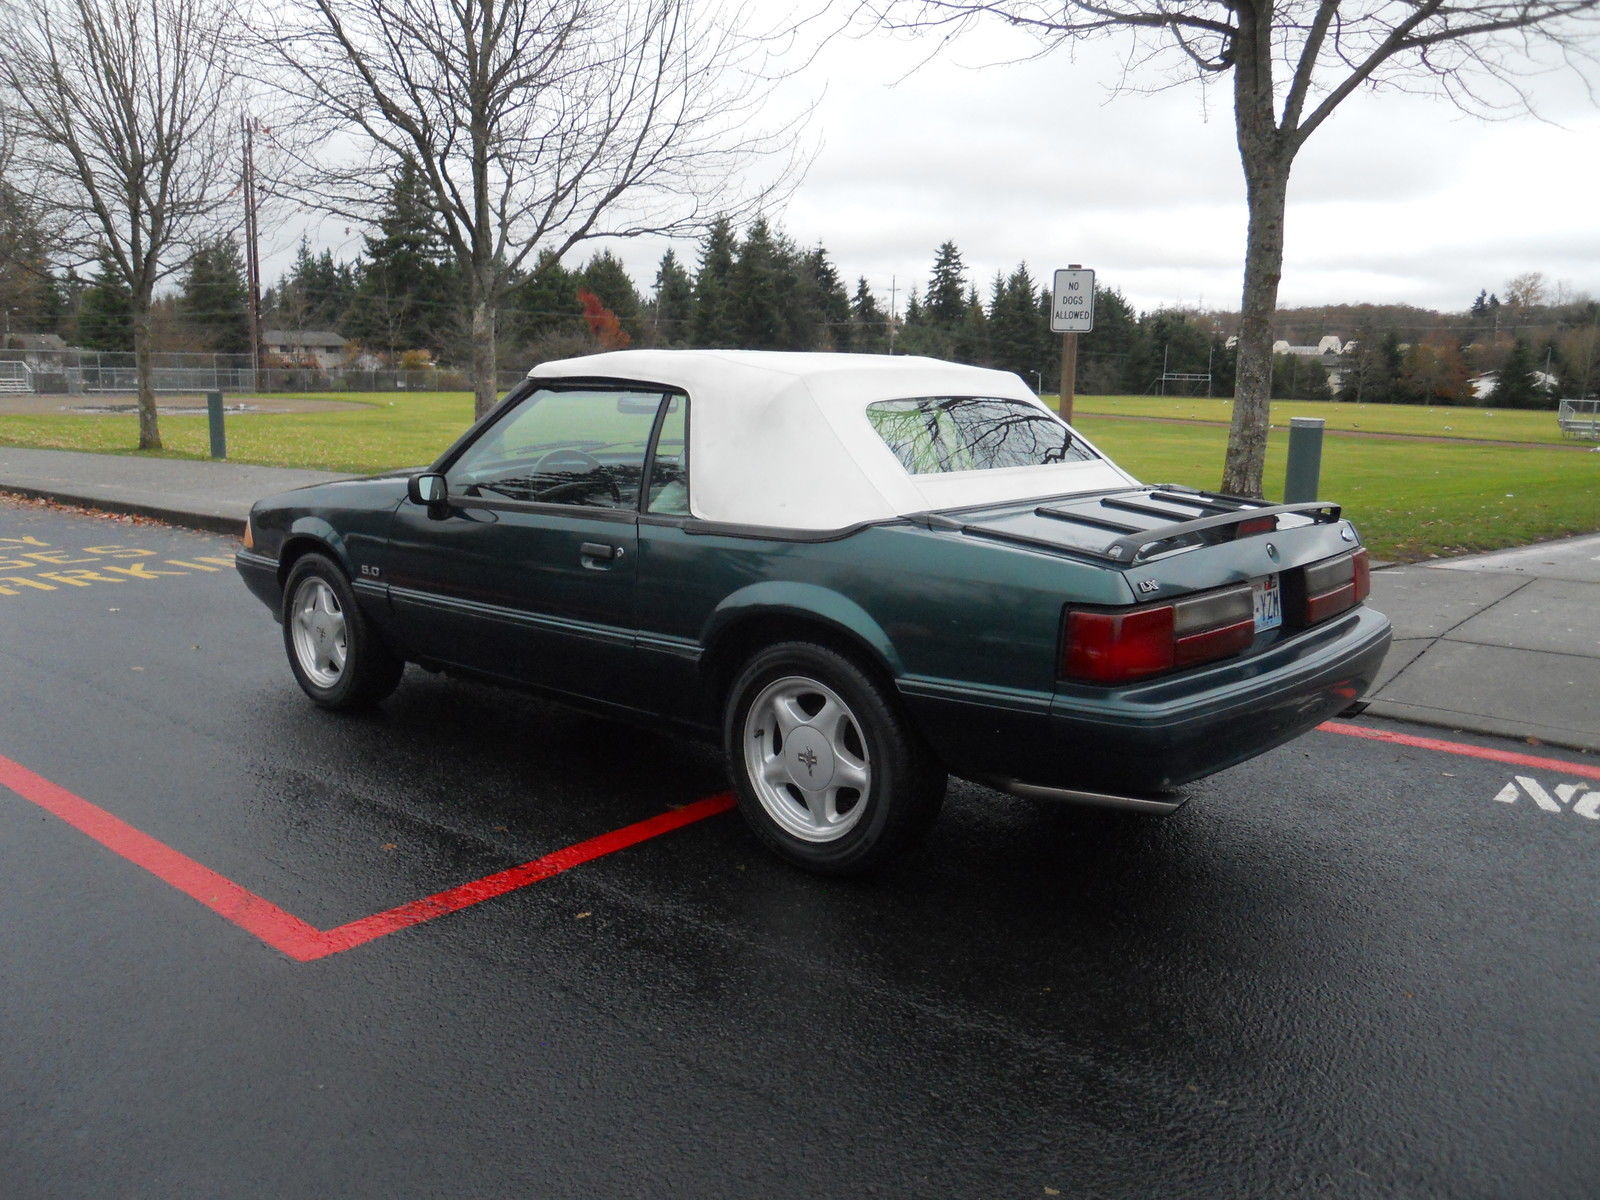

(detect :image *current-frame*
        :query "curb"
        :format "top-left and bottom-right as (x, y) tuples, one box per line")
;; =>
(0, 485), (244, 538)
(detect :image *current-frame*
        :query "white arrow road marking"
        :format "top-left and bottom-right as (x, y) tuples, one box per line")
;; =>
(1493, 776), (1600, 818)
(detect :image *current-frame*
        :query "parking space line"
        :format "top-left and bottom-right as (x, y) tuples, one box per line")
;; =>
(1319, 721), (1600, 781)
(0, 751), (733, 962)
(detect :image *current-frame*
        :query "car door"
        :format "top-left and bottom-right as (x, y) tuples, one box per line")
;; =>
(384, 384), (676, 710)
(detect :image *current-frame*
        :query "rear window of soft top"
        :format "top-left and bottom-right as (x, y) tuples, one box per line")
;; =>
(866, 396), (1097, 475)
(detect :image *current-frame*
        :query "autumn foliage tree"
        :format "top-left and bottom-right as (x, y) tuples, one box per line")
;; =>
(577, 289), (632, 351)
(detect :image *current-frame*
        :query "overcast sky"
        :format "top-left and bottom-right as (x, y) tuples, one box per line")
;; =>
(285, 13), (1600, 324)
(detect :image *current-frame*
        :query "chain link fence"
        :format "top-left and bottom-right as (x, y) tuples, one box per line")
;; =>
(0, 349), (527, 395)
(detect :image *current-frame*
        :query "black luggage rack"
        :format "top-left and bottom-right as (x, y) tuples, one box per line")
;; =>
(1035, 485), (1342, 564)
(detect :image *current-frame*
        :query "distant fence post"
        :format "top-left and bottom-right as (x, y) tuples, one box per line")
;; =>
(207, 390), (227, 459)
(1284, 417), (1324, 503)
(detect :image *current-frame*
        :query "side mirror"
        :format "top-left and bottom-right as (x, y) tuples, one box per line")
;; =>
(408, 472), (447, 506)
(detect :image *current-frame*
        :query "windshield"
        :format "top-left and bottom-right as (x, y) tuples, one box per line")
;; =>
(866, 396), (1097, 475)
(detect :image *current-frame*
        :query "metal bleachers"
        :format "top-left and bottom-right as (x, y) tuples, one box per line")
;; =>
(1558, 398), (1600, 440)
(0, 361), (33, 394)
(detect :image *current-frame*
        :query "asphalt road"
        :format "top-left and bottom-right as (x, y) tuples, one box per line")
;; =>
(2, 498), (1596, 1199)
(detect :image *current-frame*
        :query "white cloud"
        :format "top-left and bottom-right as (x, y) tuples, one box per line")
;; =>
(274, 12), (1600, 323)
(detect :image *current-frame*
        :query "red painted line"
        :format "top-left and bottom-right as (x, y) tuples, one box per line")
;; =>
(0, 751), (733, 962)
(1319, 721), (1600, 781)
(309, 794), (735, 961)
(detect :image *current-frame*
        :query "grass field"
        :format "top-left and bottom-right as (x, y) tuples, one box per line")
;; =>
(2, 390), (1596, 562)
(1056, 394), (1588, 447)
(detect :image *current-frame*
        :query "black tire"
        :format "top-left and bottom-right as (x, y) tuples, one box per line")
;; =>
(281, 553), (404, 709)
(723, 641), (945, 875)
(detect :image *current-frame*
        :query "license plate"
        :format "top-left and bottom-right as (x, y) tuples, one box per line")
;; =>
(1253, 574), (1282, 632)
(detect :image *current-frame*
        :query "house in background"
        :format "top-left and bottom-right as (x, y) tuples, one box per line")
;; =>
(1469, 371), (1560, 401)
(261, 329), (349, 369)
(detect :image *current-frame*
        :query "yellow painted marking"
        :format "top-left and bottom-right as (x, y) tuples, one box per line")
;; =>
(0, 535), (232, 596)
(83, 545), (157, 558)
(36, 569), (127, 587)
(103, 563), (190, 581)
(22, 549), (102, 565)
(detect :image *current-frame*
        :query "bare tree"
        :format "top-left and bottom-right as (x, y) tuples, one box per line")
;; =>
(873, 0), (1599, 496)
(264, 0), (808, 418)
(0, 0), (241, 449)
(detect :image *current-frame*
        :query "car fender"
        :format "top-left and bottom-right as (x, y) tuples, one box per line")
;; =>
(702, 581), (906, 678)
(277, 516), (354, 581)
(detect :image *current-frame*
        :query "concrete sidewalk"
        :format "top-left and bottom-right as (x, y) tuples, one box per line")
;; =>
(2, 446), (1595, 753)
(0, 446), (345, 535)
(1365, 538), (1600, 753)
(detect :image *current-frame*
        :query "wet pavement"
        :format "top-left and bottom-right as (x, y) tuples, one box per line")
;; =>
(2, 499), (1597, 1198)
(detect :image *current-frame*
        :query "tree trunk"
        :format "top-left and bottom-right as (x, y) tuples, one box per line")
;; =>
(132, 298), (162, 451)
(470, 293), (497, 420)
(1220, 162), (1289, 498)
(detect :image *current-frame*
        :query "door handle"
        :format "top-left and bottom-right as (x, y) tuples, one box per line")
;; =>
(579, 542), (623, 563)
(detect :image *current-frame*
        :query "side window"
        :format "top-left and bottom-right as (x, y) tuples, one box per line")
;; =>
(646, 397), (690, 516)
(446, 388), (668, 509)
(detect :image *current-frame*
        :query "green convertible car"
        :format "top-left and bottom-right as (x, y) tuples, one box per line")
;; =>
(236, 350), (1391, 873)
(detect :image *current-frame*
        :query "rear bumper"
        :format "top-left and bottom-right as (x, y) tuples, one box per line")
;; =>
(904, 605), (1393, 796)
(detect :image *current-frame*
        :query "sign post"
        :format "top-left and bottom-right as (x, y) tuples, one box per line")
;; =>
(1051, 266), (1095, 423)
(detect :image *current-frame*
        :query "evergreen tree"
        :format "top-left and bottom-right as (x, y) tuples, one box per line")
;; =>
(1073, 287), (1140, 394)
(850, 278), (887, 353)
(1271, 352), (1331, 400)
(953, 286), (988, 364)
(987, 265), (1042, 382)
(801, 244), (851, 351)
(924, 241), (967, 326)
(271, 239), (356, 333)
(179, 236), (251, 354)
(1470, 289), (1489, 319)
(347, 160), (457, 357)
(729, 218), (788, 349)
(650, 249), (694, 346)
(76, 248), (132, 351)
(512, 251), (581, 345)
(1138, 309), (1214, 394)
(1489, 337), (1544, 409)
(1208, 335), (1238, 398)
(691, 217), (738, 347)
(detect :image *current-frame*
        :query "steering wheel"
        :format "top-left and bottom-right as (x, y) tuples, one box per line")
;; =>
(531, 447), (621, 502)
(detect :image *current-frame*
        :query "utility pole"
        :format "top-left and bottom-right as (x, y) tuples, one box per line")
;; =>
(241, 115), (263, 384)
(888, 275), (897, 354)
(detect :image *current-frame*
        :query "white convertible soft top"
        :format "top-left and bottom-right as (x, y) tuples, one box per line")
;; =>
(527, 349), (1137, 531)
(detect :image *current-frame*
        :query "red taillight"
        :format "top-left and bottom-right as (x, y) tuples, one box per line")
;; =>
(1063, 606), (1174, 683)
(1301, 549), (1369, 625)
(1235, 515), (1278, 537)
(1062, 583), (1256, 684)
(1174, 618), (1254, 666)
